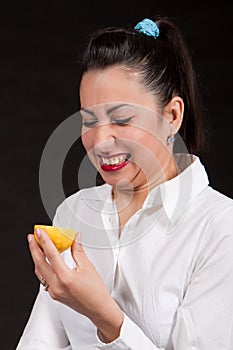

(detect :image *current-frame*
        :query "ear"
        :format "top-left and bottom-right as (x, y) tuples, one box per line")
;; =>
(163, 96), (184, 133)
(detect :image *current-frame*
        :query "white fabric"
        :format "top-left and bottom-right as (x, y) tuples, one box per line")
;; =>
(16, 155), (233, 350)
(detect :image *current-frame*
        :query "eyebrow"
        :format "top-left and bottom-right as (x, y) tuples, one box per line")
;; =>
(80, 108), (95, 117)
(80, 103), (135, 116)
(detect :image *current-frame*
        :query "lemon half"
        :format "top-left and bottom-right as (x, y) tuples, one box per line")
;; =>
(34, 225), (77, 253)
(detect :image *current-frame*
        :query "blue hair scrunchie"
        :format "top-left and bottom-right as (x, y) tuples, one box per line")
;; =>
(134, 18), (159, 38)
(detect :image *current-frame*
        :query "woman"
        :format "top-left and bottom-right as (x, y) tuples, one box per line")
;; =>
(16, 17), (233, 349)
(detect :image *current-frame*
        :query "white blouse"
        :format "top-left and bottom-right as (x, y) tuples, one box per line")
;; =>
(16, 154), (233, 350)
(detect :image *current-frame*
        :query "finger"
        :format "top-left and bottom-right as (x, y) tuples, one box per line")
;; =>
(28, 233), (45, 262)
(35, 229), (70, 276)
(71, 233), (87, 269)
(28, 234), (53, 282)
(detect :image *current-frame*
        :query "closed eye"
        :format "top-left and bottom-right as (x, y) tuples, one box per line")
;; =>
(82, 116), (134, 128)
(111, 116), (134, 126)
(82, 120), (98, 128)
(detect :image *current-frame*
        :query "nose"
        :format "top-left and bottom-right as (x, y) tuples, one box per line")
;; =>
(92, 123), (116, 154)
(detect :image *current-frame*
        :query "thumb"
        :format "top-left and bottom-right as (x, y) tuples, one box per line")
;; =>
(71, 233), (86, 268)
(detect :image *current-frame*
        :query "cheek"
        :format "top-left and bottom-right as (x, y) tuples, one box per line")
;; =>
(132, 132), (167, 170)
(132, 130), (160, 153)
(81, 132), (98, 169)
(81, 129), (93, 152)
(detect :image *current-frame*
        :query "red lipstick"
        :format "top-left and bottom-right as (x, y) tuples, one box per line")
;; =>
(98, 153), (130, 172)
(101, 159), (129, 172)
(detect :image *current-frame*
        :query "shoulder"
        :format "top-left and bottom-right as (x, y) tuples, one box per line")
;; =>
(194, 187), (233, 257)
(178, 183), (233, 249)
(197, 185), (233, 222)
(186, 186), (233, 274)
(207, 189), (233, 232)
(193, 154), (233, 226)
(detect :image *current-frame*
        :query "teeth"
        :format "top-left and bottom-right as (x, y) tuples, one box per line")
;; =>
(101, 155), (128, 166)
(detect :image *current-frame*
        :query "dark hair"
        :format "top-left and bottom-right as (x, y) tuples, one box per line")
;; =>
(80, 16), (206, 154)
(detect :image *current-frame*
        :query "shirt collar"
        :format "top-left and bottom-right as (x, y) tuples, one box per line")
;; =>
(83, 154), (209, 228)
(143, 154), (209, 227)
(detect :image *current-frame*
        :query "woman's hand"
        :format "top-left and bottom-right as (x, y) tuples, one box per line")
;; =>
(27, 229), (124, 343)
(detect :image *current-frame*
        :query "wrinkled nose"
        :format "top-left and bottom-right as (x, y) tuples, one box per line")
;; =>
(92, 124), (115, 154)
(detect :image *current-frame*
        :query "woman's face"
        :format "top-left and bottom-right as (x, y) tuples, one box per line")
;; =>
(79, 67), (176, 191)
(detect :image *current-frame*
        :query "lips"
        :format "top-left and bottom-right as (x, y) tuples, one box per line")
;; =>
(98, 153), (131, 172)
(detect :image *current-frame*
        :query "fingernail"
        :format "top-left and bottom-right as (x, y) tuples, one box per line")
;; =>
(27, 235), (33, 243)
(36, 228), (41, 237)
(77, 232), (82, 243)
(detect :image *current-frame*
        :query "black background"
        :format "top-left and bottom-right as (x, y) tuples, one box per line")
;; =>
(1, 0), (233, 348)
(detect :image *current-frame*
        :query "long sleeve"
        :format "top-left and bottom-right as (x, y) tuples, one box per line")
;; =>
(16, 286), (71, 349)
(96, 313), (163, 349)
(96, 204), (233, 350)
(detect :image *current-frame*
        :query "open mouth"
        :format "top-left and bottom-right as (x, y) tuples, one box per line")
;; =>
(98, 153), (131, 171)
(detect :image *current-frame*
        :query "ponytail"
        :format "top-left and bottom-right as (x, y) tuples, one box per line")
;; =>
(155, 17), (205, 153)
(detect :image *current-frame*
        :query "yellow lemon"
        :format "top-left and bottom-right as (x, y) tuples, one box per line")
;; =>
(34, 225), (77, 253)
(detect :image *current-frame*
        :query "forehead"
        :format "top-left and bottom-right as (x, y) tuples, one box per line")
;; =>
(80, 66), (138, 87)
(79, 67), (157, 110)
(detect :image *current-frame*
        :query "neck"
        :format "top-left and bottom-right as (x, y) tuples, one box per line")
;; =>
(112, 184), (149, 213)
(112, 157), (178, 216)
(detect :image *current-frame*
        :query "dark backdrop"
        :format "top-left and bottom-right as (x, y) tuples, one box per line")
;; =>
(1, 1), (233, 348)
